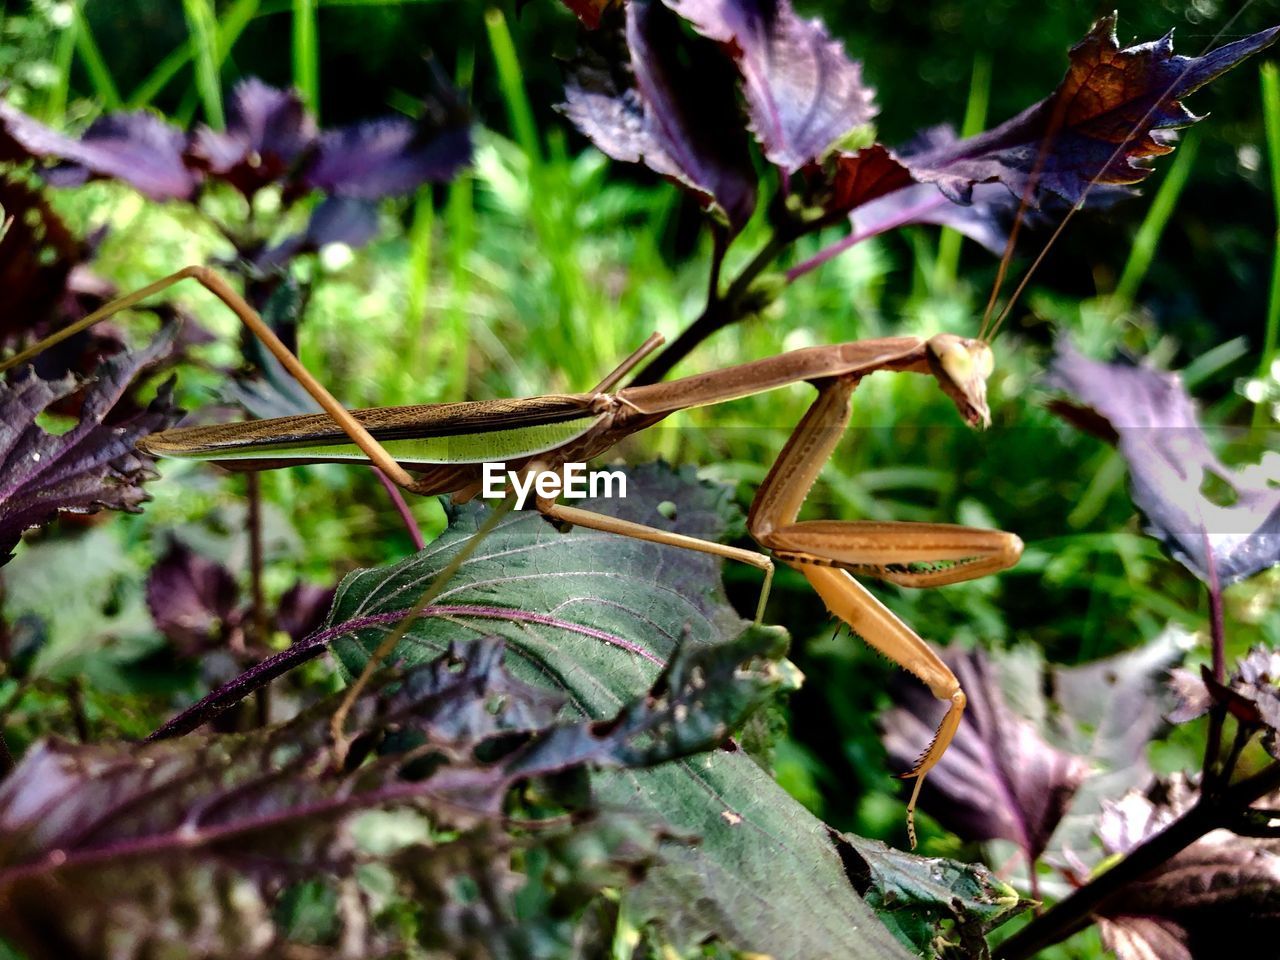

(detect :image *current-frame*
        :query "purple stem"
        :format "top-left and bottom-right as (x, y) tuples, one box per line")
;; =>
(1201, 529), (1228, 785)
(373, 469), (426, 550)
(786, 195), (951, 283)
(147, 604), (665, 741)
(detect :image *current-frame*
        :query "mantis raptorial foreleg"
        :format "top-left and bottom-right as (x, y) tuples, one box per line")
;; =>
(748, 374), (1021, 845)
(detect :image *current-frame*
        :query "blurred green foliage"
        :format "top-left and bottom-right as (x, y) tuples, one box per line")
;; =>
(2, 2), (1279, 957)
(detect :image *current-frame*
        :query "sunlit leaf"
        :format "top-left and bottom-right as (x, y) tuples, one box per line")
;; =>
(664, 0), (876, 172)
(900, 15), (1280, 205)
(320, 464), (915, 958)
(1047, 341), (1280, 585)
(801, 144), (915, 219)
(563, 1), (757, 234)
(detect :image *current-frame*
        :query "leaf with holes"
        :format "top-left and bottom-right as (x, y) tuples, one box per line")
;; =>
(1047, 341), (1280, 585)
(832, 832), (1030, 957)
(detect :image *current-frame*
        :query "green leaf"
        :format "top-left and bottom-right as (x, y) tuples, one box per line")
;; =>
(326, 463), (915, 959)
(835, 832), (1031, 957)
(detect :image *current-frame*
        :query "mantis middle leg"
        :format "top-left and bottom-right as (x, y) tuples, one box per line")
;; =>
(747, 374), (1022, 846)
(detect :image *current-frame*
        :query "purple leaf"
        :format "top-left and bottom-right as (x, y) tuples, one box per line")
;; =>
(0, 103), (200, 201)
(662, 0), (876, 172)
(273, 580), (335, 645)
(1095, 783), (1280, 960)
(801, 144), (915, 219)
(0, 175), (83, 338)
(851, 181), (1012, 255)
(846, 125), (1134, 254)
(900, 15), (1280, 205)
(302, 86), (472, 199)
(254, 196), (381, 270)
(187, 79), (317, 197)
(1166, 648), (1280, 758)
(562, 1), (757, 234)
(1047, 341), (1280, 586)
(554, 0), (620, 29)
(0, 331), (182, 565)
(145, 540), (242, 657)
(0, 630), (783, 957)
(881, 647), (1088, 862)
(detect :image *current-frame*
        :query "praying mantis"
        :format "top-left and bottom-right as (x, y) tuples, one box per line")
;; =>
(0, 265), (1021, 843)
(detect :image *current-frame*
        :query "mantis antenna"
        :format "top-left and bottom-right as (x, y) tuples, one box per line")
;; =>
(978, 3), (1262, 344)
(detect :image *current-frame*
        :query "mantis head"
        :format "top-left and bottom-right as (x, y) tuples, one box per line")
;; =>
(925, 334), (994, 429)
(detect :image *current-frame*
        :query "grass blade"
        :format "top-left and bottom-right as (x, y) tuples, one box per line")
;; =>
(293, 0), (319, 114)
(71, 2), (121, 110)
(1112, 128), (1200, 306)
(130, 0), (259, 108)
(182, 0), (225, 128)
(46, 9), (79, 121)
(1254, 62), (1280, 429)
(484, 7), (540, 162)
(935, 53), (990, 290)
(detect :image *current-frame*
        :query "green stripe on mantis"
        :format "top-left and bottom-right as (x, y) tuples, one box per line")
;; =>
(169, 415), (603, 467)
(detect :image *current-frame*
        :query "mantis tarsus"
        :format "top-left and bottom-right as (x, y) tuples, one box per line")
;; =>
(1, 264), (1021, 843)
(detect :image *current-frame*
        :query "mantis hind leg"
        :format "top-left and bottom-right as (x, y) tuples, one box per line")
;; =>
(0, 265), (427, 494)
(539, 499), (776, 624)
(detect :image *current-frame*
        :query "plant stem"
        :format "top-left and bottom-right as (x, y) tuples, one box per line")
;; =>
(374, 468), (426, 551)
(0, 730), (12, 782)
(65, 677), (89, 742)
(1201, 533), (1227, 786)
(787, 195), (949, 285)
(996, 761), (1280, 960)
(631, 231), (792, 386)
(246, 473), (270, 726)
